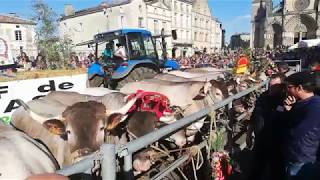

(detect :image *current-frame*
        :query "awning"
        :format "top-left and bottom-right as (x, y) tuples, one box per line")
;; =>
(76, 39), (94, 46)
(288, 39), (320, 50)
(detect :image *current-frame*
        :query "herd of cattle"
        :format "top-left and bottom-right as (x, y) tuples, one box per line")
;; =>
(0, 67), (267, 179)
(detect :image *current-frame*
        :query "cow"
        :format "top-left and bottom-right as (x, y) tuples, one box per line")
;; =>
(120, 79), (229, 142)
(10, 96), (138, 167)
(0, 124), (59, 179)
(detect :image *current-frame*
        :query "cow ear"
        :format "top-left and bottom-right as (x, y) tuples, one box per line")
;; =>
(106, 113), (124, 130)
(193, 87), (205, 100)
(43, 119), (66, 135)
(193, 82), (211, 100)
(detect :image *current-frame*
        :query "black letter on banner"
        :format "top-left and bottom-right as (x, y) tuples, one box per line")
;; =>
(59, 82), (74, 90)
(0, 86), (8, 99)
(4, 100), (21, 113)
(38, 80), (56, 92)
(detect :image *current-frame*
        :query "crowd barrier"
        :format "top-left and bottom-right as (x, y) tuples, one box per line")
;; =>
(56, 80), (269, 180)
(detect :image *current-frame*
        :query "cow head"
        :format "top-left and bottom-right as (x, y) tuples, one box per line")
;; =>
(16, 97), (138, 162)
(192, 80), (227, 103)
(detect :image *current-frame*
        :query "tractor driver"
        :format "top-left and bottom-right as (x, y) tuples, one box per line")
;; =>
(114, 43), (128, 61)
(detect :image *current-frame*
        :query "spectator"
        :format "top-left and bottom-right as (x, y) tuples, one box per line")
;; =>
(248, 73), (287, 180)
(282, 71), (320, 180)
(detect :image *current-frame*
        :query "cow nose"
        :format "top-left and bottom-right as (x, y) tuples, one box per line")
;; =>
(79, 147), (93, 156)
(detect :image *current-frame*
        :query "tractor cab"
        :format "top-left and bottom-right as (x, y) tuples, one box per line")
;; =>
(86, 28), (178, 89)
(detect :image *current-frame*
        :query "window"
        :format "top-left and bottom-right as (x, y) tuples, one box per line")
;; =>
(180, 30), (183, 40)
(154, 8), (157, 14)
(120, 16), (125, 27)
(194, 18), (198, 26)
(180, 14), (183, 28)
(143, 35), (157, 59)
(16, 25), (20, 28)
(186, 16), (189, 27)
(138, 17), (143, 28)
(186, 31), (189, 40)
(162, 21), (166, 32)
(194, 32), (197, 41)
(15, 30), (22, 40)
(154, 20), (159, 34)
(127, 33), (146, 60)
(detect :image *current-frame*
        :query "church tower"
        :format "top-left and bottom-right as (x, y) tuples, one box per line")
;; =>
(251, 0), (268, 49)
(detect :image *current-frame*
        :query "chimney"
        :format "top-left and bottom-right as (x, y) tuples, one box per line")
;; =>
(64, 4), (75, 16)
(9, 13), (18, 17)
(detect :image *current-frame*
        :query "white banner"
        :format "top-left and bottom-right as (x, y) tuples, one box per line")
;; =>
(0, 74), (87, 123)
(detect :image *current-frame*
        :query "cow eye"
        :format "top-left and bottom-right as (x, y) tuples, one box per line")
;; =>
(67, 130), (71, 134)
(100, 127), (104, 131)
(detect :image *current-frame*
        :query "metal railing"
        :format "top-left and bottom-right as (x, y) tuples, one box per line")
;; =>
(57, 80), (269, 179)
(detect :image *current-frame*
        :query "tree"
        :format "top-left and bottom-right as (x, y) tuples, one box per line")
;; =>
(32, 0), (72, 69)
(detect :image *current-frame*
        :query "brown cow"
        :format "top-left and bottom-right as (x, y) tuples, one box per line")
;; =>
(11, 97), (138, 167)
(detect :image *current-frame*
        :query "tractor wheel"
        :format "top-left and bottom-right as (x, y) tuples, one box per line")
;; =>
(116, 67), (157, 89)
(88, 75), (104, 87)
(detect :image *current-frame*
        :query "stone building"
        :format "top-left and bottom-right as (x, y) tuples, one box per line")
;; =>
(251, 0), (320, 49)
(59, 0), (223, 58)
(0, 14), (37, 60)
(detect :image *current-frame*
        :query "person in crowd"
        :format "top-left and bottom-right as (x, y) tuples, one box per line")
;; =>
(103, 43), (113, 63)
(36, 53), (47, 70)
(277, 62), (294, 76)
(282, 71), (320, 180)
(310, 61), (320, 95)
(248, 73), (287, 180)
(20, 52), (31, 70)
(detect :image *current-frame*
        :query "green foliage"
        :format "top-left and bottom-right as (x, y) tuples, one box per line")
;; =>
(211, 129), (226, 152)
(32, 0), (73, 69)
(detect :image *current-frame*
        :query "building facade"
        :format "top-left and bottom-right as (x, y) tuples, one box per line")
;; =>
(59, 0), (223, 58)
(251, 0), (320, 49)
(230, 33), (250, 50)
(210, 17), (223, 52)
(0, 14), (37, 60)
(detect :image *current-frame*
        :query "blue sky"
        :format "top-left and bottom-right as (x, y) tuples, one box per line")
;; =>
(0, 0), (257, 42)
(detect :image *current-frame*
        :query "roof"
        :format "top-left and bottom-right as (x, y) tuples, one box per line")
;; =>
(0, 14), (36, 25)
(94, 28), (152, 42)
(60, 0), (131, 21)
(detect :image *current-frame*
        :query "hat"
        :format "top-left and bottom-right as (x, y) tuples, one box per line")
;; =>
(285, 71), (315, 86)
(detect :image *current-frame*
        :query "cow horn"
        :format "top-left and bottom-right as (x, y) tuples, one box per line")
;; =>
(159, 114), (177, 124)
(107, 96), (138, 115)
(16, 99), (63, 124)
(203, 82), (212, 94)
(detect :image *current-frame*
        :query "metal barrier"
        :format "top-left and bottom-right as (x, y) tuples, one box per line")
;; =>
(57, 80), (269, 179)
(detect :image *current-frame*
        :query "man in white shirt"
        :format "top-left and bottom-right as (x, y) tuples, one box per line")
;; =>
(114, 43), (128, 61)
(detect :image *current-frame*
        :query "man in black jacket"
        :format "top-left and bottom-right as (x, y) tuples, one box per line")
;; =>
(283, 71), (320, 180)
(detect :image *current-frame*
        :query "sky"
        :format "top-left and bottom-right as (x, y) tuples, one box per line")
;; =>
(0, 0), (260, 42)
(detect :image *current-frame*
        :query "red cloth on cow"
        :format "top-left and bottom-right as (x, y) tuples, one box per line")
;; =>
(127, 90), (172, 120)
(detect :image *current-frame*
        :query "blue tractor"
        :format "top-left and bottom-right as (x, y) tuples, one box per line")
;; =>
(86, 28), (179, 89)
